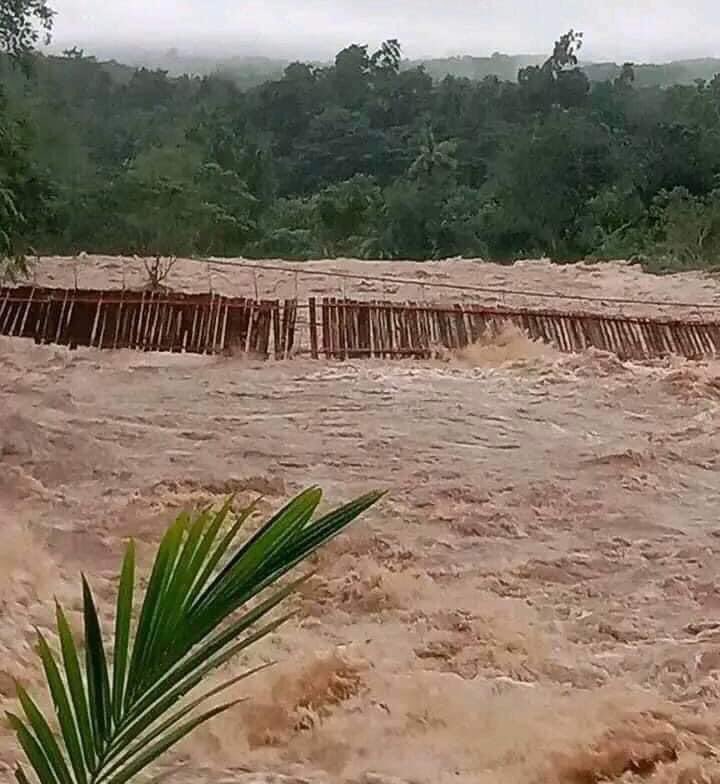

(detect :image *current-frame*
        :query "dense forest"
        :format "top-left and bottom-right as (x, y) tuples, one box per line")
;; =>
(3, 3), (720, 272)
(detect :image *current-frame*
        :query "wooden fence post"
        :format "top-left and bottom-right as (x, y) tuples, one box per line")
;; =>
(308, 297), (319, 359)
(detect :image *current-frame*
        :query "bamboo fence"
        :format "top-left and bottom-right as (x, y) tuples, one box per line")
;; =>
(310, 298), (720, 360)
(1, 286), (719, 361)
(0, 287), (297, 358)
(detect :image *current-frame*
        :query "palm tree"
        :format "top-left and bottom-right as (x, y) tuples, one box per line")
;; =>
(8, 486), (383, 784)
(408, 127), (458, 183)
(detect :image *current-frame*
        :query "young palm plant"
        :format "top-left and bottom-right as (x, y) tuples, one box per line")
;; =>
(8, 486), (383, 784)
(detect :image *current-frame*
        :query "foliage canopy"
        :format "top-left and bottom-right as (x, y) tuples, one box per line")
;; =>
(4, 25), (720, 269)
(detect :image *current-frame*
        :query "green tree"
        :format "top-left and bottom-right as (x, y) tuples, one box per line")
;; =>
(333, 44), (371, 110)
(106, 145), (257, 257)
(370, 39), (401, 74)
(314, 174), (383, 256)
(0, 89), (54, 278)
(0, 0), (56, 278)
(250, 196), (319, 259)
(0, 0), (54, 61)
(378, 180), (487, 260)
(518, 30), (589, 112)
(650, 186), (720, 268)
(482, 112), (622, 258)
(408, 126), (458, 183)
(581, 184), (647, 259)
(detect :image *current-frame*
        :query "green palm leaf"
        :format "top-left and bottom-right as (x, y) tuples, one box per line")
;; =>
(9, 487), (383, 783)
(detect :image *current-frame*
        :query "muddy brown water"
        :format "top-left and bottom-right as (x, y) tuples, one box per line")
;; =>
(2, 258), (720, 783)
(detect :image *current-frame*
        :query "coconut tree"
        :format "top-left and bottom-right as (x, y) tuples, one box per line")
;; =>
(408, 126), (458, 183)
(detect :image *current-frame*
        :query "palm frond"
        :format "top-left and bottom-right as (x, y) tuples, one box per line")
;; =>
(9, 487), (383, 784)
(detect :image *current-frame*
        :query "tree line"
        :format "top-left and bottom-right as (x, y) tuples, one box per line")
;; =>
(74, 47), (720, 91)
(3, 5), (720, 271)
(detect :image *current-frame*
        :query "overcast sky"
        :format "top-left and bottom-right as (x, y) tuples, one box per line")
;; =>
(49, 0), (720, 62)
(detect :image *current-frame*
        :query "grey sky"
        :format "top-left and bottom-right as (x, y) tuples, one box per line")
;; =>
(49, 0), (720, 62)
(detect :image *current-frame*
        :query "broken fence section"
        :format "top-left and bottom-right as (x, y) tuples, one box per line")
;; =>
(311, 298), (720, 361)
(0, 287), (297, 358)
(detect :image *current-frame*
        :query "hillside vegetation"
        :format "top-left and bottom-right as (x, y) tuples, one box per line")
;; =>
(4, 30), (720, 269)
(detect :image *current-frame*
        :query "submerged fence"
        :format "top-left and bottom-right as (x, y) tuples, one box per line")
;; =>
(1, 286), (719, 361)
(0, 287), (297, 358)
(311, 297), (720, 361)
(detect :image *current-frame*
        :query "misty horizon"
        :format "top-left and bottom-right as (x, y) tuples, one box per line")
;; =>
(47, 0), (720, 65)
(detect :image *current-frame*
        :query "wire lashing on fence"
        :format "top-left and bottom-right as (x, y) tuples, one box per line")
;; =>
(1, 286), (719, 360)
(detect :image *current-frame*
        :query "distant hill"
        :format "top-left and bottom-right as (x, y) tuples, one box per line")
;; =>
(583, 58), (720, 87)
(44, 45), (289, 88)
(412, 54), (720, 87)
(43, 45), (720, 90)
(408, 53), (546, 82)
